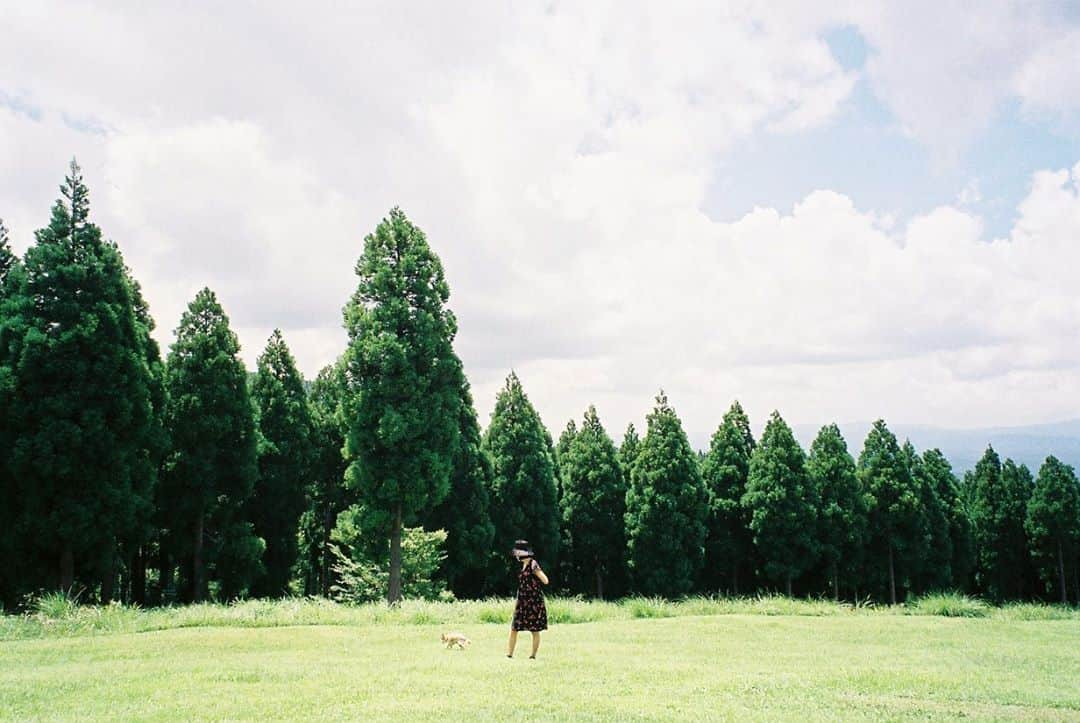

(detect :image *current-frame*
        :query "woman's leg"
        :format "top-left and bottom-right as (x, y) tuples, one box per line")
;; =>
(507, 629), (518, 657)
(529, 632), (541, 658)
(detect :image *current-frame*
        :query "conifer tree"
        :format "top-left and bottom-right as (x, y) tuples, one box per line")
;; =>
(619, 423), (641, 478)
(342, 208), (463, 603)
(901, 442), (949, 594)
(743, 411), (817, 596)
(1004, 460), (1038, 599)
(559, 406), (626, 598)
(483, 372), (560, 593)
(624, 392), (708, 597)
(701, 401), (756, 594)
(553, 418), (578, 585)
(298, 362), (349, 597)
(120, 271), (168, 605)
(249, 330), (314, 597)
(6, 162), (154, 594)
(969, 448), (1032, 601)
(807, 423), (866, 600)
(858, 420), (922, 604)
(426, 373), (496, 598)
(0, 218), (20, 607)
(160, 288), (261, 602)
(555, 419), (577, 472)
(1026, 456), (1080, 603)
(922, 448), (973, 592)
(0, 219), (14, 284)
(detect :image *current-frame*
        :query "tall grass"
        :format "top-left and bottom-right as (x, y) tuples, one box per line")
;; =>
(906, 593), (991, 618)
(2, 592), (1076, 641)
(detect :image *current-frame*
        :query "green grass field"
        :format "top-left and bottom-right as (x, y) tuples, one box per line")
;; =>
(2, 597), (1079, 721)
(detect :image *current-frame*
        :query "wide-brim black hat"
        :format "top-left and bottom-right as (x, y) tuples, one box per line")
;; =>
(511, 539), (534, 557)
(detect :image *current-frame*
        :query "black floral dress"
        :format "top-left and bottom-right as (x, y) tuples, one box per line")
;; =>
(511, 559), (548, 632)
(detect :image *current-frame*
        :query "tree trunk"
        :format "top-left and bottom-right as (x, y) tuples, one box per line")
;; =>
(832, 562), (839, 602)
(119, 549), (131, 604)
(59, 545), (74, 593)
(132, 546), (147, 606)
(888, 543), (897, 605)
(785, 573), (792, 597)
(322, 506), (334, 598)
(1074, 555), (1079, 606)
(732, 562), (739, 597)
(1058, 538), (1068, 605)
(595, 563), (604, 600)
(101, 546), (116, 604)
(192, 514), (205, 603)
(158, 548), (173, 606)
(387, 504), (403, 605)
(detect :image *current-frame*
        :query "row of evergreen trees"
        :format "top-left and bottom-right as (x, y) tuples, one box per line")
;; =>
(2, 163), (1078, 608)
(550, 394), (1079, 605)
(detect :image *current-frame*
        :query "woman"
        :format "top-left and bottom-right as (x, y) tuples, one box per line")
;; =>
(506, 539), (549, 659)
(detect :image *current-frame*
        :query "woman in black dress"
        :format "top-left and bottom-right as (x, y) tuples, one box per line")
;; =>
(506, 540), (549, 659)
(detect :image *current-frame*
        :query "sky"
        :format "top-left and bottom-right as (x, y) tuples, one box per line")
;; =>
(3, 1), (1080, 448)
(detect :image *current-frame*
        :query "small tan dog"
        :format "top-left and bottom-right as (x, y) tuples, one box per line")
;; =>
(441, 632), (471, 650)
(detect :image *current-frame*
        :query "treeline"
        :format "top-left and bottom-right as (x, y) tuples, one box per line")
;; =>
(2, 163), (1079, 609)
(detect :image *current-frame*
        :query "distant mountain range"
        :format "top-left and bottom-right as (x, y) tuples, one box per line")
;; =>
(790, 419), (1080, 475)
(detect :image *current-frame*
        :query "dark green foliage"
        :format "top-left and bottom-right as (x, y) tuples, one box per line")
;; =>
(559, 406), (626, 598)
(555, 419), (577, 471)
(619, 423), (641, 478)
(0, 218), (20, 607)
(341, 208), (463, 603)
(906, 444), (952, 594)
(701, 401), (756, 595)
(249, 330), (314, 598)
(120, 271), (168, 605)
(858, 420), (923, 604)
(922, 449), (974, 592)
(298, 362), (349, 597)
(624, 392), (708, 597)
(483, 372), (560, 594)
(743, 411), (818, 596)
(5, 161), (154, 595)
(1026, 456), (1080, 603)
(0, 218), (15, 285)
(160, 287), (261, 602)
(969, 448), (1033, 601)
(426, 374), (496, 599)
(553, 418), (578, 587)
(1003, 461), (1038, 598)
(807, 423), (867, 600)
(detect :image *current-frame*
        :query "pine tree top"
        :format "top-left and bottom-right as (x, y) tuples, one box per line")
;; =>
(0, 218), (17, 286)
(858, 419), (905, 471)
(172, 287), (241, 355)
(61, 158), (90, 232)
(808, 423), (854, 470)
(580, 405), (603, 434)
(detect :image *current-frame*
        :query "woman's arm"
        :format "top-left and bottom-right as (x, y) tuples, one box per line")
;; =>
(532, 560), (549, 585)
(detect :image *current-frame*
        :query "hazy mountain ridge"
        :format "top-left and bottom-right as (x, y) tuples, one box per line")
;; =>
(791, 419), (1080, 474)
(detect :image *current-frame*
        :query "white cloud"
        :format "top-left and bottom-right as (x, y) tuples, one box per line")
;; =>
(2, 1), (1080, 446)
(844, 1), (1080, 157)
(1012, 28), (1080, 118)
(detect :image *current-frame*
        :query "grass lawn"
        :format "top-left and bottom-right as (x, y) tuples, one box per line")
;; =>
(2, 611), (1079, 721)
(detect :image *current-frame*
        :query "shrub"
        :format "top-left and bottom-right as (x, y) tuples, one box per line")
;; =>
(623, 596), (675, 619)
(330, 527), (451, 603)
(34, 591), (80, 620)
(909, 593), (990, 618)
